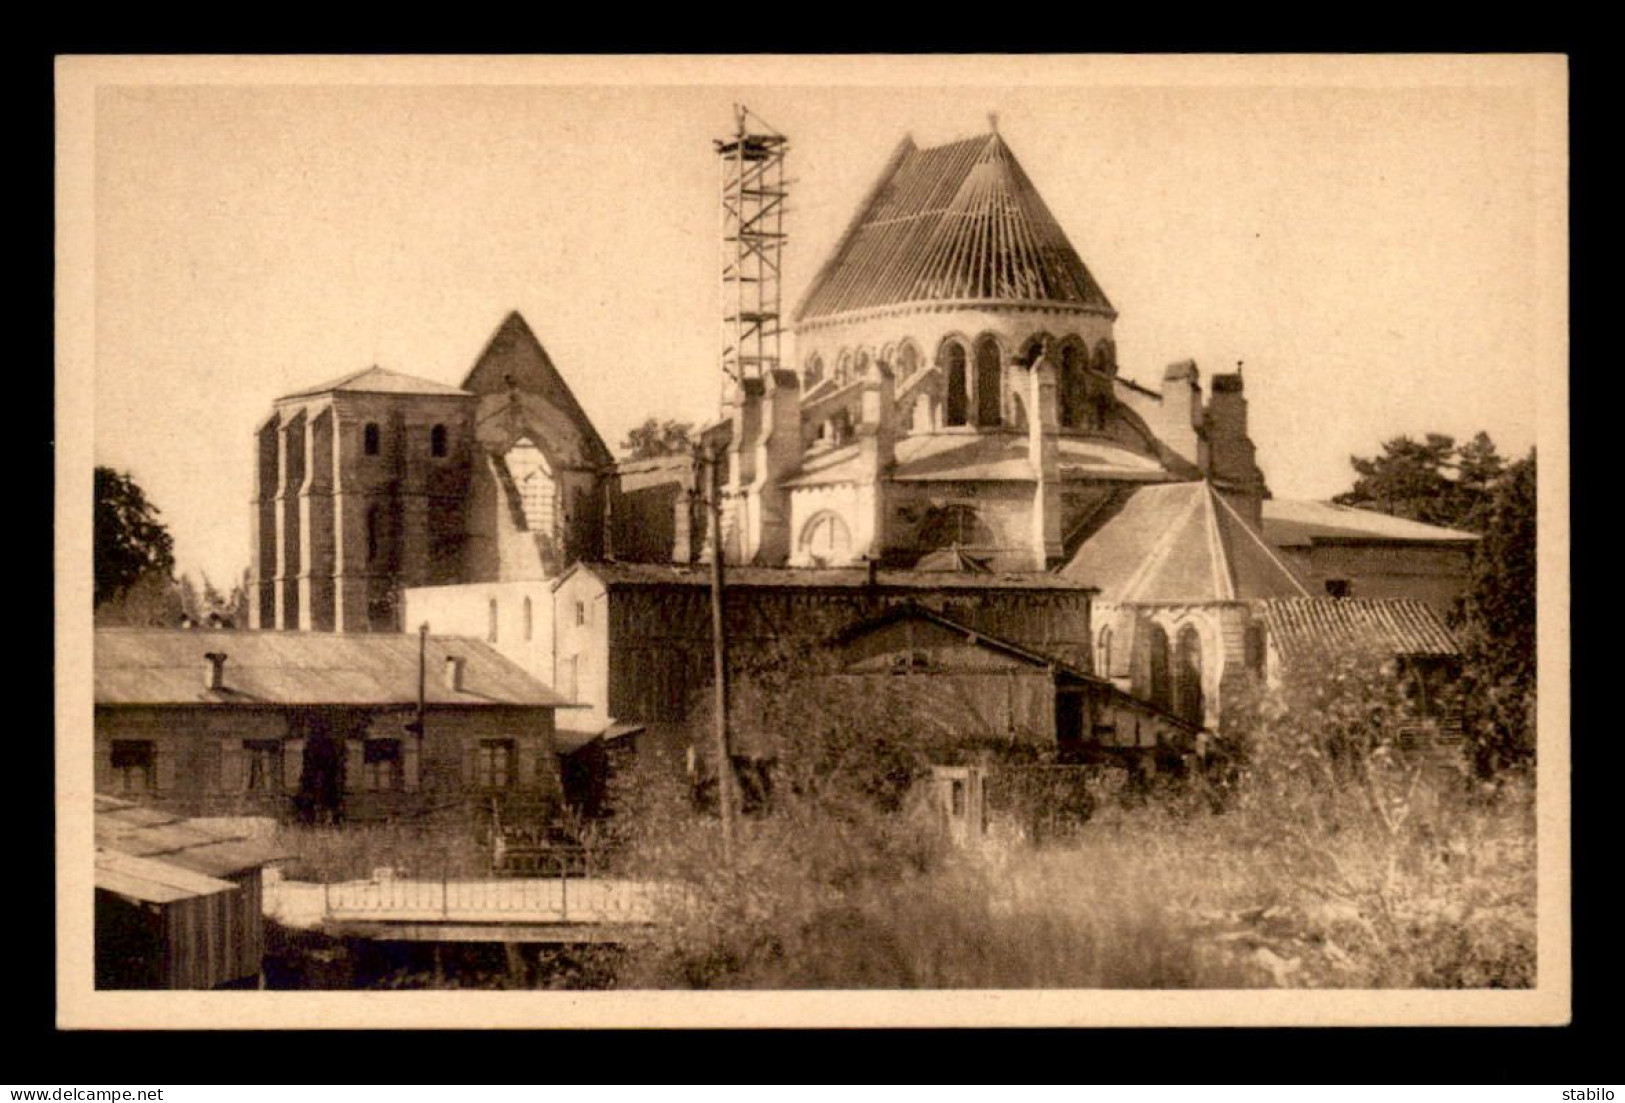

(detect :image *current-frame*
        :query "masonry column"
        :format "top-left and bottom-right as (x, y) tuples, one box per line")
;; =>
(854, 365), (895, 560)
(396, 410), (430, 609)
(275, 409), (307, 630)
(299, 406), (337, 631)
(331, 406), (370, 632)
(1028, 348), (1063, 568)
(249, 413), (281, 629)
(750, 368), (803, 566)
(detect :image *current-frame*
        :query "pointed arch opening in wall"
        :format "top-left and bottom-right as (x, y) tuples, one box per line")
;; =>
(974, 335), (1002, 427)
(431, 424), (449, 458)
(1175, 624), (1204, 725)
(1059, 337), (1087, 428)
(836, 350), (854, 386)
(1146, 622), (1172, 711)
(503, 438), (556, 535)
(799, 510), (854, 567)
(855, 350), (871, 378)
(939, 339), (969, 427)
(1019, 333), (1049, 369)
(896, 340), (922, 379)
(804, 353), (824, 388)
(1097, 625), (1113, 677)
(363, 422), (381, 456)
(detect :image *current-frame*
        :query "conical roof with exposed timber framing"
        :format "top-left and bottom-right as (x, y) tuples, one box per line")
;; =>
(794, 132), (1115, 324)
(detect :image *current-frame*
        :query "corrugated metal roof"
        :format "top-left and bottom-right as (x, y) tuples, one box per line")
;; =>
(280, 365), (470, 401)
(1060, 482), (1310, 602)
(1262, 499), (1479, 547)
(795, 133), (1114, 323)
(566, 561), (1092, 592)
(1259, 597), (1461, 660)
(95, 629), (570, 708)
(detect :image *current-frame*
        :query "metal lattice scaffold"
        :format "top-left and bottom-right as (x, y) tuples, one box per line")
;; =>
(716, 105), (788, 404)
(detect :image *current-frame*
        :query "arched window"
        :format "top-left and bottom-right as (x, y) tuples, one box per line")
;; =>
(974, 335), (1002, 427)
(1146, 623), (1172, 710)
(836, 350), (853, 386)
(1097, 625), (1113, 677)
(523, 596), (533, 642)
(940, 340), (969, 426)
(1059, 339), (1086, 428)
(804, 354), (823, 387)
(503, 439), (555, 534)
(363, 422), (381, 456)
(1019, 334), (1047, 368)
(855, 350), (871, 378)
(799, 511), (854, 567)
(896, 341), (921, 379)
(487, 598), (499, 643)
(430, 424), (448, 457)
(1175, 625), (1204, 725)
(1093, 340), (1115, 375)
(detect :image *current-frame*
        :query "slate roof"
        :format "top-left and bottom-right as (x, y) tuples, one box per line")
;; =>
(1262, 499), (1480, 546)
(95, 629), (572, 708)
(1060, 481), (1310, 602)
(561, 561), (1093, 593)
(782, 434), (1169, 488)
(795, 132), (1114, 323)
(279, 365), (471, 401)
(1258, 597), (1461, 660)
(95, 794), (285, 903)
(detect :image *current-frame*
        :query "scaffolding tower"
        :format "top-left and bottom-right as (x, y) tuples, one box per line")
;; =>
(716, 105), (788, 405)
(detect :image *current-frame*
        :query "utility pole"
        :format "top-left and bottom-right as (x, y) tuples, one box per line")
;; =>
(706, 440), (737, 860)
(405, 621), (427, 742)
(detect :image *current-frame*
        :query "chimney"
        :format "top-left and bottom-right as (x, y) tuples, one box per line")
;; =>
(1158, 360), (1204, 467)
(204, 652), (228, 691)
(444, 655), (467, 691)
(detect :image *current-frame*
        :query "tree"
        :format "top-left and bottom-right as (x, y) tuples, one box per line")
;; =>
(620, 418), (695, 460)
(1333, 431), (1507, 533)
(1456, 450), (1537, 775)
(94, 467), (175, 609)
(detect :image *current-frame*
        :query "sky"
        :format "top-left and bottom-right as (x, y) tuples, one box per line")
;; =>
(86, 58), (1562, 587)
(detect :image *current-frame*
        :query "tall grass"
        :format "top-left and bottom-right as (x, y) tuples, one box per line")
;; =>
(607, 647), (1537, 990)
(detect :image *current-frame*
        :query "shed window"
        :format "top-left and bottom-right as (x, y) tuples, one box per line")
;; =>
(476, 739), (515, 789)
(363, 739), (403, 792)
(430, 424), (448, 457)
(110, 740), (155, 794)
(244, 739), (282, 792)
(1325, 578), (1352, 598)
(363, 422), (381, 456)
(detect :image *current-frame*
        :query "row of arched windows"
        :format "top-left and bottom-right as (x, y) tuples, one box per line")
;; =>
(805, 332), (1117, 432)
(1101, 621), (1205, 726)
(804, 341), (925, 391)
(361, 422), (453, 458)
(486, 595), (537, 644)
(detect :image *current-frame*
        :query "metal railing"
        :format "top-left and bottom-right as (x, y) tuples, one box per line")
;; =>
(318, 865), (668, 926)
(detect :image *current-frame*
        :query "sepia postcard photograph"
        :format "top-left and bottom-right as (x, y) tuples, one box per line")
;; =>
(54, 53), (1570, 1029)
